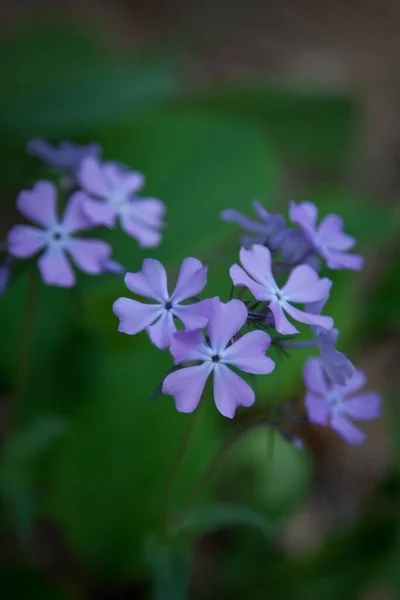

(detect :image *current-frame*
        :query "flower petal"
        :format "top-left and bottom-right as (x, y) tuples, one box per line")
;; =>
(289, 201), (318, 233)
(173, 300), (212, 330)
(303, 357), (329, 395)
(120, 211), (162, 248)
(38, 247), (75, 287)
(213, 364), (255, 418)
(324, 250), (364, 271)
(17, 181), (58, 227)
(113, 298), (162, 335)
(124, 259), (169, 302)
(103, 163), (144, 194)
(221, 208), (267, 233)
(81, 197), (116, 228)
(229, 264), (270, 301)
(127, 198), (165, 227)
(78, 156), (110, 198)
(337, 368), (367, 396)
(62, 192), (96, 233)
(331, 413), (366, 445)
(343, 392), (381, 421)
(283, 302), (333, 330)
(162, 363), (212, 413)
(223, 330), (275, 374)
(305, 392), (330, 426)
(317, 214), (355, 251)
(171, 257), (207, 303)
(147, 310), (176, 349)
(169, 329), (212, 364)
(7, 225), (47, 258)
(282, 265), (332, 303)
(268, 299), (298, 335)
(239, 245), (275, 286)
(207, 299), (248, 353)
(66, 238), (111, 274)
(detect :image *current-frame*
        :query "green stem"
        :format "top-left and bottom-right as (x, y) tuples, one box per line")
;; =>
(163, 409), (201, 537)
(12, 267), (39, 428)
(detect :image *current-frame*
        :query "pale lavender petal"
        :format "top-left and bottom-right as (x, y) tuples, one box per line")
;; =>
(62, 192), (96, 233)
(103, 259), (125, 274)
(171, 258), (207, 303)
(82, 197), (116, 228)
(282, 265), (332, 303)
(213, 364), (255, 418)
(147, 310), (176, 349)
(337, 368), (367, 396)
(317, 215), (355, 251)
(289, 201), (318, 232)
(162, 363), (213, 413)
(103, 163), (144, 194)
(113, 298), (162, 334)
(324, 250), (364, 271)
(229, 264), (270, 301)
(305, 392), (329, 426)
(7, 225), (47, 258)
(320, 342), (355, 386)
(127, 198), (165, 227)
(78, 156), (110, 198)
(306, 297), (329, 316)
(38, 247), (75, 287)
(124, 259), (169, 302)
(169, 329), (212, 364)
(343, 392), (381, 421)
(120, 211), (162, 248)
(66, 239), (111, 274)
(173, 301), (210, 330)
(331, 413), (366, 445)
(283, 302), (334, 330)
(239, 245), (274, 285)
(207, 299), (248, 353)
(17, 181), (58, 227)
(268, 299), (298, 335)
(303, 357), (329, 395)
(221, 209), (267, 234)
(223, 330), (275, 374)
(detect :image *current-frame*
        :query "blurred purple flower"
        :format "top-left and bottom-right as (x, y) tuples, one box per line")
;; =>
(307, 298), (355, 385)
(289, 201), (364, 270)
(303, 357), (381, 444)
(230, 244), (333, 335)
(79, 156), (165, 248)
(27, 139), (101, 187)
(7, 181), (112, 287)
(163, 299), (275, 418)
(221, 201), (286, 247)
(113, 257), (213, 349)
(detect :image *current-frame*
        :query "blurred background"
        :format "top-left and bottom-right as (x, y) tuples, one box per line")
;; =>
(0, 1), (400, 598)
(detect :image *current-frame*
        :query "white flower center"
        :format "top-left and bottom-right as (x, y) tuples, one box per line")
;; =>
(47, 225), (70, 249)
(108, 190), (129, 214)
(326, 390), (343, 411)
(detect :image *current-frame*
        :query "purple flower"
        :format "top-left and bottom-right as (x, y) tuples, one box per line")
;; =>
(306, 298), (355, 385)
(113, 257), (213, 349)
(27, 139), (101, 186)
(230, 244), (333, 335)
(7, 181), (112, 287)
(162, 299), (275, 418)
(303, 357), (381, 444)
(289, 201), (364, 271)
(221, 201), (286, 247)
(78, 156), (165, 248)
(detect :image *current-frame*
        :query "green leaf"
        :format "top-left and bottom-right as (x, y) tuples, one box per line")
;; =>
(3, 416), (67, 464)
(145, 535), (190, 600)
(176, 502), (274, 539)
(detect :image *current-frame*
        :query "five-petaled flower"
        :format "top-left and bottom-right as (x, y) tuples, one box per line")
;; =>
(289, 201), (363, 271)
(7, 181), (112, 287)
(162, 299), (275, 418)
(303, 357), (381, 444)
(113, 257), (213, 349)
(79, 156), (165, 248)
(230, 244), (333, 335)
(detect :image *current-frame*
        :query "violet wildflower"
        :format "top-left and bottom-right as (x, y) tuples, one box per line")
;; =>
(113, 257), (213, 349)
(303, 357), (381, 444)
(27, 139), (101, 187)
(230, 244), (333, 335)
(78, 156), (165, 248)
(289, 201), (363, 270)
(221, 201), (286, 247)
(162, 299), (275, 418)
(7, 181), (112, 287)
(306, 298), (355, 385)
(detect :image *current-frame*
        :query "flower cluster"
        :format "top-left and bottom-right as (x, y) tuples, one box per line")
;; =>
(4, 140), (166, 288)
(114, 198), (381, 444)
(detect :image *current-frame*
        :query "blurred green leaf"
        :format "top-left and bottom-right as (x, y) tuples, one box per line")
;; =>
(3, 416), (67, 464)
(176, 502), (273, 539)
(145, 535), (190, 600)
